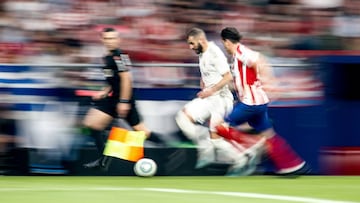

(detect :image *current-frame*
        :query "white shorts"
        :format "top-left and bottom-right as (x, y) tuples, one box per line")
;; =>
(184, 94), (233, 132)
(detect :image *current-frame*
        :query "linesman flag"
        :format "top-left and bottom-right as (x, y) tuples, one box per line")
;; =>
(103, 127), (146, 162)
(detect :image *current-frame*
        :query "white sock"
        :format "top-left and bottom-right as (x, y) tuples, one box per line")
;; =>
(211, 138), (247, 164)
(176, 111), (216, 160)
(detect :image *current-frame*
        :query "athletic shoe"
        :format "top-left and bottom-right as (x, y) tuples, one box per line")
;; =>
(226, 153), (257, 176)
(225, 137), (266, 176)
(83, 156), (111, 171)
(278, 162), (312, 178)
(83, 158), (101, 169)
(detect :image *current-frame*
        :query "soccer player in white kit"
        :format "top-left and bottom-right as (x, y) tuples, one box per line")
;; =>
(176, 28), (251, 169)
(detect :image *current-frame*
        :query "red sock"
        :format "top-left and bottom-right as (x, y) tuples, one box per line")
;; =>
(216, 125), (235, 140)
(216, 125), (262, 148)
(266, 134), (304, 172)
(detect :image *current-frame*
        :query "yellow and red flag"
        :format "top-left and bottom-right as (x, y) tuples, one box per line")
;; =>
(103, 127), (146, 162)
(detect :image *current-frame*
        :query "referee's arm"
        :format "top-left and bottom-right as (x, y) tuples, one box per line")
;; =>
(118, 71), (132, 102)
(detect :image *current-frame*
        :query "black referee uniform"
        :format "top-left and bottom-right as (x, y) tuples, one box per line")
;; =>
(93, 49), (142, 126)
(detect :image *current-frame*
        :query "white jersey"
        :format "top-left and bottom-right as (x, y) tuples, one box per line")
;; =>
(183, 41), (233, 132)
(232, 44), (269, 105)
(199, 41), (233, 98)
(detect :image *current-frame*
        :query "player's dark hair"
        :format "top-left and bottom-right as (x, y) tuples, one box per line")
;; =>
(186, 27), (205, 39)
(103, 27), (116, 33)
(221, 27), (242, 43)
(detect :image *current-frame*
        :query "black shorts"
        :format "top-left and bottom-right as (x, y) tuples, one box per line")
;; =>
(92, 97), (142, 126)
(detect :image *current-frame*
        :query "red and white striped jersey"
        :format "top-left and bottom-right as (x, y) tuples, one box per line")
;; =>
(232, 44), (269, 105)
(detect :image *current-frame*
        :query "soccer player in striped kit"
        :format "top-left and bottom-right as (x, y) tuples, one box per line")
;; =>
(217, 27), (309, 176)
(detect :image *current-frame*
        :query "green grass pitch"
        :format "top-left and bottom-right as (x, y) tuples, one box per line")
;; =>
(0, 176), (359, 203)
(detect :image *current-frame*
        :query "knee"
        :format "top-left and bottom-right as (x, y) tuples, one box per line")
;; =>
(175, 110), (199, 140)
(175, 110), (184, 128)
(175, 110), (192, 127)
(260, 128), (276, 138)
(82, 119), (103, 131)
(82, 119), (91, 128)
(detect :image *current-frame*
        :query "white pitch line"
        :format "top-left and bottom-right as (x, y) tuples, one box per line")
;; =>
(144, 188), (358, 203)
(0, 187), (358, 203)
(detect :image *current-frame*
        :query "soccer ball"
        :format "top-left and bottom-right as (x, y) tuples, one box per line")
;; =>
(134, 158), (157, 177)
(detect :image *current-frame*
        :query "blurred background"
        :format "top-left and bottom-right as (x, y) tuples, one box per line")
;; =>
(0, 0), (360, 176)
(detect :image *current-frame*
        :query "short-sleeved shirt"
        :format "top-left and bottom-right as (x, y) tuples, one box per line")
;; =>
(232, 44), (269, 105)
(102, 48), (132, 100)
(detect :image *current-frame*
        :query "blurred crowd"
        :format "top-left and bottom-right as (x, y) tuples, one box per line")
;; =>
(1, 0), (360, 64)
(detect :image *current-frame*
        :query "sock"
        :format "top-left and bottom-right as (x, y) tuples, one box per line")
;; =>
(89, 129), (105, 157)
(147, 132), (164, 144)
(211, 138), (246, 164)
(265, 134), (305, 173)
(196, 127), (213, 154)
(100, 155), (112, 169)
(216, 125), (261, 148)
(216, 124), (254, 142)
(196, 136), (214, 152)
(215, 124), (233, 140)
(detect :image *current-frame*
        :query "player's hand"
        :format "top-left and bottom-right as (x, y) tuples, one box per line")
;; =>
(197, 88), (213, 98)
(117, 102), (131, 118)
(92, 91), (107, 100)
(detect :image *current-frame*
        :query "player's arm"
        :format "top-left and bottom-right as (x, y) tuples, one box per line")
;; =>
(117, 71), (132, 118)
(118, 71), (133, 103)
(205, 52), (233, 93)
(116, 53), (133, 117)
(245, 49), (275, 89)
(115, 53), (133, 103)
(198, 72), (233, 98)
(255, 54), (279, 100)
(209, 71), (233, 92)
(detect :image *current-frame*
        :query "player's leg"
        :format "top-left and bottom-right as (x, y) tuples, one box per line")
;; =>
(127, 103), (166, 145)
(131, 122), (165, 144)
(82, 107), (113, 168)
(215, 102), (267, 175)
(215, 121), (267, 174)
(175, 98), (214, 168)
(175, 98), (211, 141)
(82, 97), (119, 170)
(249, 105), (308, 176)
(207, 96), (244, 164)
(216, 102), (259, 141)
